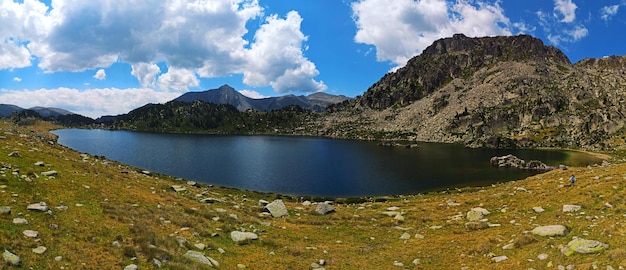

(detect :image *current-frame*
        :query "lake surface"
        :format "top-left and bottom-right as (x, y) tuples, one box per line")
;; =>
(52, 129), (602, 197)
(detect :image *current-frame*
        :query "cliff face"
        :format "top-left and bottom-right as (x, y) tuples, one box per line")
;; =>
(321, 34), (626, 150)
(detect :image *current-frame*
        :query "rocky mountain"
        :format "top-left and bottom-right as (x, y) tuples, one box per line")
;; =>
(173, 85), (349, 112)
(0, 104), (23, 117)
(319, 34), (626, 151)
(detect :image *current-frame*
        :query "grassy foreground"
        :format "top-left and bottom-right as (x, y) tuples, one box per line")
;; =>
(1, 120), (626, 269)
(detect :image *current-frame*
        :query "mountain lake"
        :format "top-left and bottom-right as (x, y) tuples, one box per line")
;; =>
(52, 129), (603, 197)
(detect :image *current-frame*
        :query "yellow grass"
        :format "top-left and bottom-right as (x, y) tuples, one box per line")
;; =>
(1, 119), (625, 269)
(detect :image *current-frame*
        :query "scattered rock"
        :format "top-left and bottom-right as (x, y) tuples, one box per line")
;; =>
(492, 255), (508, 263)
(2, 250), (21, 266)
(490, 155), (553, 170)
(27, 202), (48, 212)
(112, 241), (121, 248)
(12, 218), (28, 225)
(230, 231), (259, 244)
(171, 185), (187, 192)
(531, 225), (568, 237)
(258, 199), (269, 206)
(141, 170), (151, 175)
(263, 199), (288, 218)
(34, 161), (45, 166)
(537, 254), (549, 260)
(315, 201), (335, 215)
(124, 264), (138, 270)
(561, 238), (608, 256)
(41, 170), (58, 177)
(467, 207), (489, 221)
(562, 205), (581, 213)
(532, 206), (545, 213)
(194, 243), (206, 250)
(502, 243), (515, 250)
(23, 230), (39, 238)
(32, 246), (47, 254)
(183, 250), (219, 267)
(8, 151), (20, 157)
(0, 206), (11, 215)
(400, 233), (411, 240)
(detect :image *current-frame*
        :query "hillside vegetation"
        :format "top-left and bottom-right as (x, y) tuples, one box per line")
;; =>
(2, 120), (626, 269)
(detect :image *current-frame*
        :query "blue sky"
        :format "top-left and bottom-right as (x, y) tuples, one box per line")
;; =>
(1, 0), (625, 118)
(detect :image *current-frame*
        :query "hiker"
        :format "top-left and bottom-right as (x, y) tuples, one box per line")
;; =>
(569, 175), (576, 186)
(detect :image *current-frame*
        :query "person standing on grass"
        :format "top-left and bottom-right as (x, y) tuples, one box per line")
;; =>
(570, 175), (576, 187)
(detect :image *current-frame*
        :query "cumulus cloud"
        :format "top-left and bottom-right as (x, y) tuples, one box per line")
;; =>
(351, 0), (514, 68)
(131, 63), (161, 87)
(157, 67), (200, 92)
(600, 5), (620, 21)
(1, 0), (324, 95)
(13, 77), (22, 82)
(0, 87), (179, 119)
(553, 0), (577, 23)
(93, 69), (106, 80)
(244, 11), (326, 93)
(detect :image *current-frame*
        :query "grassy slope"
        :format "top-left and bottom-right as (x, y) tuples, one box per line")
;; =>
(1, 120), (626, 269)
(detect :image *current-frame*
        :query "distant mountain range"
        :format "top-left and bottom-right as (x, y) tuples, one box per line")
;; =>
(0, 104), (75, 118)
(173, 84), (349, 112)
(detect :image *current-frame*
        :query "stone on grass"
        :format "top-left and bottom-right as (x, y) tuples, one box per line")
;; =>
(2, 250), (21, 266)
(0, 206), (11, 215)
(531, 225), (568, 237)
(561, 238), (608, 256)
(184, 250), (219, 267)
(13, 218), (28, 225)
(32, 246), (47, 254)
(263, 199), (288, 217)
(562, 205), (581, 213)
(315, 201), (335, 215)
(8, 151), (20, 157)
(533, 206), (545, 213)
(230, 231), (258, 244)
(23, 230), (38, 238)
(492, 255), (508, 263)
(27, 202), (48, 212)
(467, 207), (490, 221)
(400, 233), (411, 240)
(124, 264), (138, 270)
(537, 254), (549, 260)
(171, 185), (187, 192)
(41, 170), (57, 177)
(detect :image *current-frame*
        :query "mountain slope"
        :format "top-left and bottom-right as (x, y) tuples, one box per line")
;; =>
(173, 84), (349, 112)
(319, 34), (626, 151)
(0, 104), (23, 117)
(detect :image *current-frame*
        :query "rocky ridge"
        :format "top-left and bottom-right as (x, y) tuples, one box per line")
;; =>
(320, 34), (626, 151)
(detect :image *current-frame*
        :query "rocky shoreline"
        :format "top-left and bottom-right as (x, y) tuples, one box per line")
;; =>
(2, 120), (625, 269)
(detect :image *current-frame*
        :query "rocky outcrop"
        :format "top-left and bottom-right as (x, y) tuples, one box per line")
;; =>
(320, 34), (626, 150)
(490, 155), (554, 171)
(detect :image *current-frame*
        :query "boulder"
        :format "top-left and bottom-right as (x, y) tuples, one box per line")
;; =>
(41, 170), (58, 177)
(263, 200), (288, 217)
(230, 231), (258, 244)
(124, 264), (138, 270)
(12, 218), (28, 225)
(490, 154), (525, 168)
(32, 246), (47, 254)
(0, 206), (11, 215)
(562, 205), (581, 213)
(531, 225), (568, 237)
(466, 207), (489, 222)
(532, 206), (545, 213)
(171, 185), (187, 192)
(2, 250), (21, 266)
(561, 238), (608, 256)
(314, 201), (335, 215)
(27, 202), (48, 212)
(184, 250), (218, 267)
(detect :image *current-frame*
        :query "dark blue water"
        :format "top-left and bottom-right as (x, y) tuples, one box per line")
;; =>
(52, 129), (601, 197)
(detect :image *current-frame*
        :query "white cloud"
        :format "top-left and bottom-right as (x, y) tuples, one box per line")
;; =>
(157, 67), (199, 92)
(553, 0), (577, 23)
(93, 69), (106, 80)
(131, 63), (161, 87)
(239, 90), (267, 99)
(351, 0), (514, 69)
(567, 25), (588, 40)
(600, 5), (620, 21)
(0, 87), (179, 119)
(2, 0), (324, 95)
(13, 77), (22, 82)
(244, 11), (326, 93)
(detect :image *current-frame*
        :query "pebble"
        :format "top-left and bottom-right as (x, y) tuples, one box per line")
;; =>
(492, 255), (508, 263)
(32, 246), (47, 254)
